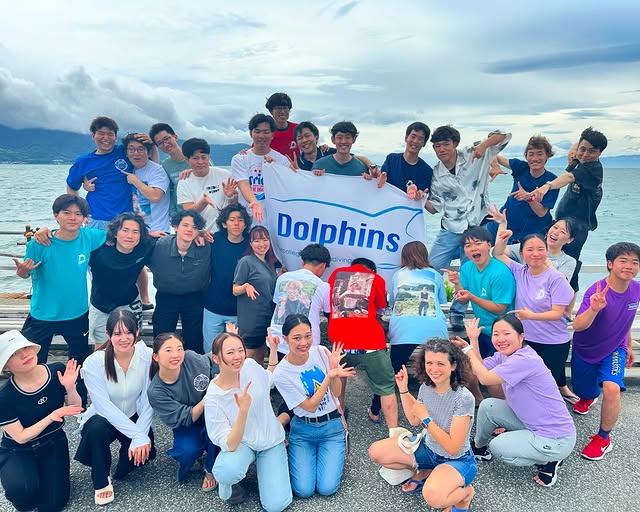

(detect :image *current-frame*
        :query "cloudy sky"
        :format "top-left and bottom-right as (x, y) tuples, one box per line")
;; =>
(1, 0), (639, 161)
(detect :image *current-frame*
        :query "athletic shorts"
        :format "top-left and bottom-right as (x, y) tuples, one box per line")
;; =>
(414, 442), (477, 487)
(344, 349), (396, 396)
(571, 348), (627, 399)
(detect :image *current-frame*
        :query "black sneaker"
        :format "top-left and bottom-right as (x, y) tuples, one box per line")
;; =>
(227, 484), (246, 505)
(449, 315), (466, 331)
(471, 440), (492, 461)
(534, 460), (562, 487)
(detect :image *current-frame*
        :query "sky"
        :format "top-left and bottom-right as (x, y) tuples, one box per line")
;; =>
(1, 0), (639, 162)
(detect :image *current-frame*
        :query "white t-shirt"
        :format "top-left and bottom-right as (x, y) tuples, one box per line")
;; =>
(204, 358), (284, 452)
(270, 268), (330, 354)
(176, 167), (233, 231)
(231, 149), (289, 216)
(273, 346), (339, 418)
(133, 160), (171, 232)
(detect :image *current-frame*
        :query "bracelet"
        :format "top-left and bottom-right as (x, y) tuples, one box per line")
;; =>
(462, 345), (473, 355)
(399, 390), (410, 394)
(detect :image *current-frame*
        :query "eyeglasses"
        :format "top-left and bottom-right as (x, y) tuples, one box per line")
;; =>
(127, 146), (148, 154)
(155, 135), (173, 146)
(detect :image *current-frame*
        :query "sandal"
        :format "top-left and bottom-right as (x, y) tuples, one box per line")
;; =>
(561, 393), (580, 405)
(95, 476), (114, 506)
(367, 407), (381, 424)
(202, 472), (218, 493)
(533, 460), (562, 487)
(401, 478), (426, 494)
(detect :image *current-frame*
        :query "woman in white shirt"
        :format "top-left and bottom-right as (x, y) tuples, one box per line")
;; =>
(204, 331), (291, 512)
(273, 314), (354, 498)
(74, 310), (155, 506)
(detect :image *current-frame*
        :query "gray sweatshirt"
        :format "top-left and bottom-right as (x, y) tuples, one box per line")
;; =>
(148, 351), (216, 429)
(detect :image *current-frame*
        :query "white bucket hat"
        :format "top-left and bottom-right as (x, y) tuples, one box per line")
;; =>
(0, 330), (40, 371)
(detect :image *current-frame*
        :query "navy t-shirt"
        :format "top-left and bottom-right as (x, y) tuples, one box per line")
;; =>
(381, 153), (433, 193)
(204, 232), (250, 316)
(298, 147), (337, 171)
(502, 158), (558, 241)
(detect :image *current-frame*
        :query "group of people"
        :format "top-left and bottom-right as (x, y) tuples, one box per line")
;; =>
(0, 91), (638, 512)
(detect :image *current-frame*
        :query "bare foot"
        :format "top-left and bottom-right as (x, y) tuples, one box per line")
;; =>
(401, 469), (432, 492)
(202, 473), (218, 492)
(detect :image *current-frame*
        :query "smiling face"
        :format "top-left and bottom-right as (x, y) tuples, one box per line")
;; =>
(432, 139), (458, 168)
(284, 323), (313, 357)
(491, 319), (524, 356)
(405, 129), (427, 156)
(608, 252), (640, 282)
(92, 127), (117, 154)
(576, 139), (602, 163)
(126, 140), (150, 169)
(153, 337), (185, 372)
(520, 236), (547, 270)
(175, 215), (200, 244)
(54, 204), (85, 233)
(525, 148), (548, 174)
(424, 351), (455, 387)
(250, 231), (271, 258)
(215, 335), (246, 373)
(108, 321), (137, 356)
(187, 149), (210, 176)
(295, 127), (319, 157)
(153, 130), (180, 155)
(3, 346), (39, 373)
(270, 105), (290, 129)
(115, 219), (141, 253)
(463, 238), (492, 268)
(331, 132), (356, 156)
(251, 122), (274, 154)
(546, 220), (572, 250)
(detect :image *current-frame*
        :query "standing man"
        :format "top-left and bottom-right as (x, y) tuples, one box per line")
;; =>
(425, 125), (511, 329)
(13, 195), (106, 402)
(265, 92), (298, 159)
(232, 114), (290, 223)
(381, 122), (433, 201)
(150, 123), (190, 217)
(177, 138), (237, 231)
(570, 242), (639, 460)
(531, 127), (608, 290)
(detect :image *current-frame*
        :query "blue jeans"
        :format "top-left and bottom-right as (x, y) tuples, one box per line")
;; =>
(429, 228), (469, 317)
(168, 417), (219, 481)
(87, 218), (111, 231)
(213, 442), (292, 512)
(203, 309), (237, 354)
(288, 416), (346, 498)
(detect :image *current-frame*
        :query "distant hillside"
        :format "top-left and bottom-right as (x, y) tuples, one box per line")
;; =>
(548, 154), (640, 169)
(0, 124), (249, 166)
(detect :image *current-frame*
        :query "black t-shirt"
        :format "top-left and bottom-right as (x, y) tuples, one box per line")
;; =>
(89, 240), (155, 313)
(204, 232), (250, 316)
(555, 160), (603, 231)
(381, 153), (433, 192)
(0, 363), (67, 447)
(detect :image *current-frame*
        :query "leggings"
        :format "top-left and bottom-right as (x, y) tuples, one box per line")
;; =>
(526, 340), (570, 387)
(0, 429), (70, 512)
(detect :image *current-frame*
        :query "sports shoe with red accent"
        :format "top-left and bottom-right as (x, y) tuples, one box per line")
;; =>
(573, 397), (597, 415)
(581, 434), (613, 460)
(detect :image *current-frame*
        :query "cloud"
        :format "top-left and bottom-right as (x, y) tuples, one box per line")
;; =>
(335, 1), (359, 17)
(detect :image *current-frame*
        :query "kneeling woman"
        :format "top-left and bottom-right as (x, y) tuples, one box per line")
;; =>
(0, 331), (83, 512)
(273, 314), (354, 498)
(75, 310), (155, 505)
(457, 316), (576, 487)
(148, 333), (219, 491)
(204, 332), (292, 512)
(368, 339), (476, 512)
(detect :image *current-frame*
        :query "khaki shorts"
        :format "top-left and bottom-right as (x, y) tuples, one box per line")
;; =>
(345, 349), (396, 396)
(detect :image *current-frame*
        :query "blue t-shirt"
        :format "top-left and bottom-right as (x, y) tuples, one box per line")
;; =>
(388, 267), (448, 345)
(25, 228), (107, 321)
(502, 159), (558, 241)
(312, 155), (367, 176)
(381, 153), (433, 193)
(66, 145), (133, 221)
(460, 257), (516, 332)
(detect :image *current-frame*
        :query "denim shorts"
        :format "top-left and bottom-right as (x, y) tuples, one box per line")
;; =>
(571, 348), (627, 399)
(414, 442), (477, 487)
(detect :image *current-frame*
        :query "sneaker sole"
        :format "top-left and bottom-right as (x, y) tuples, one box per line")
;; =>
(581, 441), (613, 461)
(474, 454), (492, 461)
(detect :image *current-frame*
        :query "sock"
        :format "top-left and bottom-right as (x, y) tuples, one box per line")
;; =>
(597, 427), (610, 440)
(451, 506), (467, 512)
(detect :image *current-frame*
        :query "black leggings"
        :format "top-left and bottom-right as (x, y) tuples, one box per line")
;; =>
(370, 344), (417, 416)
(0, 429), (70, 512)
(526, 340), (571, 388)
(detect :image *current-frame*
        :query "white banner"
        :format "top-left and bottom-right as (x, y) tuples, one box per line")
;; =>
(262, 163), (427, 286)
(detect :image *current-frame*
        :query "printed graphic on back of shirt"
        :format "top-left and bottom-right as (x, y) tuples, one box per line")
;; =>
(300, 365), (330, 412)
(331, 271), (373, 319)
(272, 280), (318, 326)
(394, 272), (437, 317)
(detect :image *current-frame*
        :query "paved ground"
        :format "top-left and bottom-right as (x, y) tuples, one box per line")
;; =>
(1, 368), (639, 512)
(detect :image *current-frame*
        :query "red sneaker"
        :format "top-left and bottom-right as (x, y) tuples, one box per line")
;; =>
(573, 397), (597, 415)
(581, 434), (613, 461)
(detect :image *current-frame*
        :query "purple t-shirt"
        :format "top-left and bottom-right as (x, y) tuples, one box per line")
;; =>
(572, 279), (640, 363)
(509, 260), (574, 344)
(484, 346), (575, 438)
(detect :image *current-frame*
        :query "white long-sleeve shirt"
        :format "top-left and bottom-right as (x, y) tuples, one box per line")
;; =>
(204, 358), (284, 452)
(78, 341), (154, 450)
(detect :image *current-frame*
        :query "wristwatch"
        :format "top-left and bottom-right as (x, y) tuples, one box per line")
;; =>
(421, 417), (432, 428)
(462, 345), (473, 355)
(406, 180), (416, 188)
(545, 181), (554, 190)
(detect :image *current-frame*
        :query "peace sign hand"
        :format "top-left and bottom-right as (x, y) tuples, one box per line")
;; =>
(234, 382), (252, 412)
(589, 280), (610, 313)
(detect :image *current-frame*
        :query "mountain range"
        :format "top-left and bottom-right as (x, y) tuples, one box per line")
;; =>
(0, 124), (249, 166)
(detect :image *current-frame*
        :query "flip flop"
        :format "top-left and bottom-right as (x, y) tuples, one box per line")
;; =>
(95, 476), (114, 506)
(562, 393), (580, 405)
(202, 473), (218, 493)
(401, 478), (426, 494)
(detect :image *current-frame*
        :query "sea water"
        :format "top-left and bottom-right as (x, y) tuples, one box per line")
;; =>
(0, 164), (637, 293)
